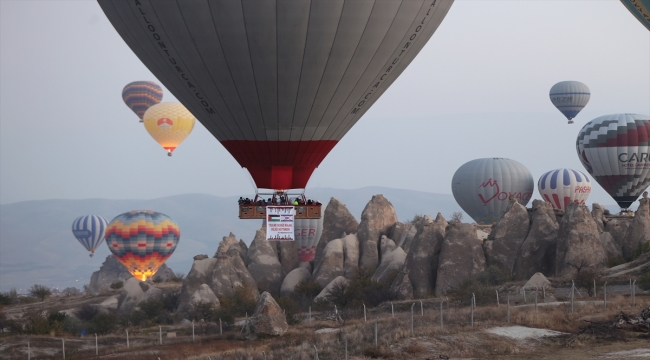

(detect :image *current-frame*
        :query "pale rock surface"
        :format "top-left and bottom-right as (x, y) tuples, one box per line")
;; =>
(212, 254), (260, 301)
(523, 272), (552, 290)
(357, 195), (398, 271)
(389, 222), (410, 250)
(372, 247), (406, 284)
(483, 200), (530, 275)
(592, 203), (606, 232)
(513, 200), (558, 280)
(190, 284), (220, 309)
(604, 217), (632, 251)
(600, 232), (623, 259)
(620, 195), (650, 259)
(117, 277), (163, 313)
(397, 225), (418, 253)
(88, 255), (131, 294)
(247, 228), (285, 296)
(312, 238), (344, 287)
(280, 267), (311, 297)
(276, 240), (300, 275)
(389, 271), (414, 299)
(556, 203), (607, 277)
(314, 276), (349, 301)
(392, 213), (447, 298)
(249, 292), (288, 336)
(435, 222), (486, 296)
(214, 233), (240, 258)
(341, 234), (359, 278)
(313, 198), (359, 267)
(177, 257), (218, 312)
(379, 235), (396, 258)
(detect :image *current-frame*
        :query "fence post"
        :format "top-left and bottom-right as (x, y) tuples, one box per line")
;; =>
(440, 301), (444, 330)
(335, 305), (338, 315)
(594, 279), (597, 297)
(523, 288), (526, 304)
(507, 293), (510, 324)
(95, 333), (98, 357)
(28, 342), (30, 360)
(604, 282), (607, 309)
(126, 329), (129, 348)
(470, 295), (474, 327)
(62, 338), (65, 360)
(345, 334), (348, 360)
(570, 281), (574, 314)
(262, 351), (266, 360)
(534, 290), (538, 318)
(391, 302), (394, 318)
(543, 286), (546, 300)
(159, 325), (162, 345)
(363, 303), (367, 322)
(374, 318), (378, 346)
(630, 279), (632, 295)
(192, 320), (195, 342)
(410, 303), (415, 335)
(219, 318), (222, 335)
(632, 280), (637, 306)
(496, 290), (499, 307)
(313, 345), (319, 360)
(309, 307), (312, 325)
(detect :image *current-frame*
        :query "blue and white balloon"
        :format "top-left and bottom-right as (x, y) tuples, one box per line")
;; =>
(538, 168), (591, 210)
(549, 81), (590, 124)
(72, 215), (108, 258)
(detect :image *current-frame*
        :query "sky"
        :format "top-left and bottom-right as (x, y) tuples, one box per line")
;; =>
(1, 0), (649, 208)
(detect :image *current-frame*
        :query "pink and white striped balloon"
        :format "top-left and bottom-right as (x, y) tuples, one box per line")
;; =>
(538, 168), (591, 210)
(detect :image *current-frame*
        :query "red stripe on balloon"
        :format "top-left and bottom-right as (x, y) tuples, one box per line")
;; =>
(220, 140), (338, 189)
(552, 194), (562, 209)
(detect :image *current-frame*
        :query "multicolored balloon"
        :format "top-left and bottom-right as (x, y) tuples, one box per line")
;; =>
(122, 81), (163, 121)
(452, 158), (534, 224)
(576, 113), (650, 209)
(99, 0), (455, 189)
(549, 81), (590, 124)
(620, 0), (650, 31)
(294, 217), (323, 263)
(72, 215), (108, 258)
(143, 102), (196, 156)
(538, 168), (591, 210)
(104, 210), (180, 281)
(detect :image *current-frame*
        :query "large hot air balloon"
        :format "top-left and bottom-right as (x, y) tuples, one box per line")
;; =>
(294, 217), (324, 263)
(122, 81), (163, 122)
(538, 168), (591, 210)
(143, 102), (196, 156)
(549, 81), (590, 124)
(620, 0), (650, 31)
(452, 158), (534, 224)
(98, 0), (454, 190)
(72, 215), (108, 258)
(576, 113), (650, 209)
(104, 210), (179, 281)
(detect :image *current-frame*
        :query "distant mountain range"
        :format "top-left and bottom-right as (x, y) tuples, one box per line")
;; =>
(0, 187), (466, 292)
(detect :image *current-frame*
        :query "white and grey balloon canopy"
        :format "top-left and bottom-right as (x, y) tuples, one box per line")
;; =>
(98, 0), (455, 190)
(452, 158), (534, 224)
(549, 81), (590, 124)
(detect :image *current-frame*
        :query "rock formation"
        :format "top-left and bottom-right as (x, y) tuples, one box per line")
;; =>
(280, 267), (311, 297)
(391, 213), (447, 298)
(389, 222), (411, 251)
(513, 200), (558, 280)
(604, 217), (632, 252)
(600, 232), (623, 259)
(212, 253), (260, 301)
(88, 255), (174, 294)
(314, 276), (349, 301)
(249, 292), (288, 336)
(591, 203), (606, 232)
(177, 257), (218, 312)
(483, 200), (530, 274)
(372, 247), (406, 284)
(190, 284), (220, 309)
(247, 228), (284, 296)
(435, 222), (486, 296)
(389, 271), (413, 299)
(313, 198), (359, 267)
(379, 235), (396, 258)
(620, 194), (650, 259)
(276, 240), (300, 275)
(116, 278), (162, 313)
(214, 233), (240, 258)
(341, 233), (360, 278)
(556, 203), (607, 277)
(523, 272), (551, 290)
(357, 195), (398, 271)
(312, 238), (345, 287)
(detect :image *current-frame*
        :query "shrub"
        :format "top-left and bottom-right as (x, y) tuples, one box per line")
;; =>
(62, 316), (83, 334)
(88, 313), (117, 334)
(76, 304), (99, 322)
(324, 268), (396, 309)
(152, 276), (163, 283)
(110, 281), (124, 290)
(187, 300), (217, 322)
(292, 280), (323, 309)
(574, 268), (602, 296)
(29, 284), (51, 301)
(408, 214), (425, 225)
(23, 309), (51, 335)
(631, 242), (650, 260)
(450, 211), (464, 222)
(606, 257), (627, 268)
(161, 290), (180, 313)
(0, 293), (12, 306)
(170, 272), (185, 282)
(127, 310), (148, 327)
(276, 296), (301, 325)
(639, 272), (650, 291)
(219, 286), (258, 317)
(448, 266), (511, 306)
(62, 287), (81, 296)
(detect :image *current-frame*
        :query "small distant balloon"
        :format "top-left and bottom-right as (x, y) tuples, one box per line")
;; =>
(452, 158), (534, 224)
(143, 102), (196, 156)
(72, 215), (108, 258)
(620, 0), (650, 31)
(538, 168), (591, 210)
(576, 113), (650, 209)
(549, 81), (590, 124)
(104, 210), (179, 281)
(122, 81), (163, 121)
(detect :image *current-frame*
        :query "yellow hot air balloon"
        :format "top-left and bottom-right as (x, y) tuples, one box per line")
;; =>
(143, 102), (195, 156)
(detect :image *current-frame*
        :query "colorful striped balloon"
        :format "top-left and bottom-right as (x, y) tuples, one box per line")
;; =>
(122, 81), (163, 121)
(72, 215), (108, 258)
(538, 168), (591, 210)
(576, 113), (650, 209)
(549, 81), (590, 124)
(105, 210), (180, 281)
(294, 217), (323, 262)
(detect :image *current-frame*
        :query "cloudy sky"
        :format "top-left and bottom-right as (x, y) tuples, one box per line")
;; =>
(1, 0), (648, 208)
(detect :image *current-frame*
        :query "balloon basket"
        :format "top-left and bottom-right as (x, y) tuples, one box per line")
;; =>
(568, 120), (574, 124)
(238, 191), (322, 219)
